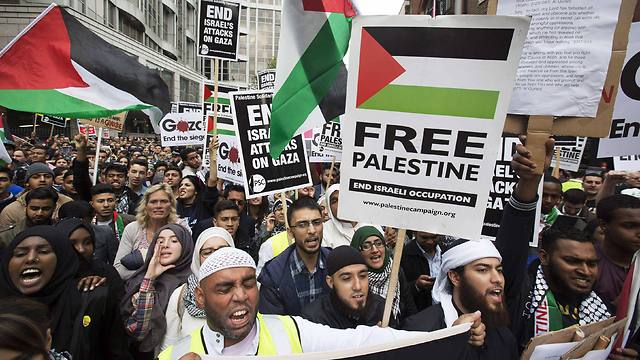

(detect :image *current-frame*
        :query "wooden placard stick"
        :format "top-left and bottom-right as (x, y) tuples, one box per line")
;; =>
(552, 147), (561, 179)
(381, 228), (406, 328)
(525, 115), (554, 175)
(280, 191), (293, 245)
(326, 155), (337, 190)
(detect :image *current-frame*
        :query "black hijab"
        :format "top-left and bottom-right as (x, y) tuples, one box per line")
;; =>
(0, 225), (81, 352)
(56, 218), (98, 277)
(121, 223), (194, 352)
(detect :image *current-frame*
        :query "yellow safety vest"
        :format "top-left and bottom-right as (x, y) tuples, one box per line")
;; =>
(157, 313), (302, 359)
(270, 231), (290, 258)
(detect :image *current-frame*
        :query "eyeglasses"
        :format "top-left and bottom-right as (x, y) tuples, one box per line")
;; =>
(360, 239), (385, 251)
(291, 219), (323, 230)
(231, 199), (246, 206)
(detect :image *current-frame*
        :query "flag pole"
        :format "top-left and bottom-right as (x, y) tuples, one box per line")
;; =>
(281, 191), (293, 245)
(324, 155), (337, 210)
(49, 123), (55, 139)
(92, 127), (103, 185)
(381, 228), (406, 327)
(206, 58), (220, 168)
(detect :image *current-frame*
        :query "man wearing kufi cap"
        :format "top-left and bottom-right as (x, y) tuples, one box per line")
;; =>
(300, 246), (387, 329)
(158, 247), (486, 358)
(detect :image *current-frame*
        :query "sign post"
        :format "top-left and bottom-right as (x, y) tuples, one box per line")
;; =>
(92, 127), (103, 185)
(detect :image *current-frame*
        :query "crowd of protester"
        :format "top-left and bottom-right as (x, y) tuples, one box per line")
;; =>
(0, 132), (639, 359)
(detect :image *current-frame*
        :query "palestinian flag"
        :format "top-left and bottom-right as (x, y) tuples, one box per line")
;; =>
(0, 4), (170, 131)
(203, 82), (238, 116)
(0, 114), (10, 166)
(0, 113), (6, 142)
(269, 0), (405, 157)
(207, 113), (235, 136)
(356, 26), (514, 119)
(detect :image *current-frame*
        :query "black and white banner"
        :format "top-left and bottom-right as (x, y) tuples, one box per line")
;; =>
(197, 0), (240, 60)
(257, 69), (276, 90)
(231, 90), (312, 198)
(37, 113), (66, 127)
(550, 136), (587, 172)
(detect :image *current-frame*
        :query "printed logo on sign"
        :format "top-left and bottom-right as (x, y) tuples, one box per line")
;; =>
(200, 44), (209, 55)
(249, 174), (266, 193)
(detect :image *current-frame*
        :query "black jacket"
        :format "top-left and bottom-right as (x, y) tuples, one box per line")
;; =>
(400, 239), (435, 311)
(300, 292), (387, 329)
(70, 285), (131, 360)
(401, 303), (518, 360)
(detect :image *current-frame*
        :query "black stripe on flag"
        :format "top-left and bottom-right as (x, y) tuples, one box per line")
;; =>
(60, 8), (171, 113)
(318, 61), (347, 123)
(364, 27), (514, 60)
(217, 115), (234, 125)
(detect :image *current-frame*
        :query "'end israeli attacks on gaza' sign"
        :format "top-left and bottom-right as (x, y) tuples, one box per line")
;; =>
(338, 15), (529, 239)
(198, 0), (240, 60)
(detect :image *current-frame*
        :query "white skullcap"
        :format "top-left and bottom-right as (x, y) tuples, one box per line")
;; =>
(622, 188), (640, 199)
(198, 247), (256, 282)
(431, 240), (502, 304)
(192, 227), (235, 275)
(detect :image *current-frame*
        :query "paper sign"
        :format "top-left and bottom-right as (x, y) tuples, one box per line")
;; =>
(36, 113), (66, 127)
(79, 112), (126, 131)
(598, 23), (640, 158)
(197, 0), (240, 60)
(204, 114), (243, 184)
(78, 123), (96, 137)
(550, 136), (587, 172)
(160, 112), (206, 146)
(338, 15), (528, 238)
(257, 69), (276, 90)
(614, 155), (640, 171)
(203, 82), (238, 117)
(497, 0), (622, 117)
(231, 90), (312, 198)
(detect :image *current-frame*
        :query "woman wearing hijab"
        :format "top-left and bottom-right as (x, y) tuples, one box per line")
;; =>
(162, 227), (234, 348)
(0, 226), (131, 359)
(121, 224), (194, 358)
(350, 225), (417, 327)
(56, 218), (125, 307)
(257, 197), (291, 244)
(114, 183), (190, 280)
(323, 184), (357, 248)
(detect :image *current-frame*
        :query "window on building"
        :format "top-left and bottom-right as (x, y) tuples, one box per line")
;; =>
(186, 3), (196, 34)
(107, 1), (117, 28)
(119, 10), (143, 42)
(180, 76), (199, 102)
(163, 6), (175, 42)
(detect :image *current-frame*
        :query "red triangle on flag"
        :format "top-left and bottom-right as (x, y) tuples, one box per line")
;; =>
(204, 84), (212, 101)
(356, 28), (405, 107)
(0, 6), (87, 90)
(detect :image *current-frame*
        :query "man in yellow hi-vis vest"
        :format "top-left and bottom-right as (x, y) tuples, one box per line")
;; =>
(158, 247), (486, 359)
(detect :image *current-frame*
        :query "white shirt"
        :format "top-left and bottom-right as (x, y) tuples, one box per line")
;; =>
(201, 315), (426, 356)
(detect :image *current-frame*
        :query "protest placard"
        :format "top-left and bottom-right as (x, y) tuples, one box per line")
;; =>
(203, 113), (243, 184)
(614, 155), (640, 171)
(488, 0), (636, 141)
(78, 112), (126, 131)
(197, 0), (239, 60)
(598, 22), (640, 158)
(549, 136), (587, 172)
(78, 123), (96, 137)
(36, 113), (66, 127)
(231, 90), (312, 198)
(338, 15), (528, 238)
(159, 112), (206, 146)
(482, 136), (542, 247)
(309, 122), (343, 162)
(257, 69), (276, 90)
(203, 82), (238, 117)
(177, 102), (203, 113)
(496, 0), (621, 118)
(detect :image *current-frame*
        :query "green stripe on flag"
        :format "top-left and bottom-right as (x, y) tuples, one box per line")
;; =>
(205, 97), (231, 105)
(359, 85), (499, 119)
(270, 13), (351, 157)
(213, 129), (235, 136)
(0, 89), (151, 118)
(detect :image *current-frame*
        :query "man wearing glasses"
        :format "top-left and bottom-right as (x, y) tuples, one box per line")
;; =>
(258, 197), (331, 316)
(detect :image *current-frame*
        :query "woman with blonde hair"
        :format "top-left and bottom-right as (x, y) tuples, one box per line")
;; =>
(114, 183), (189, 280)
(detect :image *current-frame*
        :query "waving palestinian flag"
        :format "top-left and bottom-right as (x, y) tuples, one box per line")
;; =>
(0, 4), (170, 132)
(269, 0), (405, 157)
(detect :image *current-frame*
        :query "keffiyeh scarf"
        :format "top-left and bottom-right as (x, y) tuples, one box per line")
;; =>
(183, 274), (206, 318)
(526, 265), (610, 336)
(368, 259), (401, 319)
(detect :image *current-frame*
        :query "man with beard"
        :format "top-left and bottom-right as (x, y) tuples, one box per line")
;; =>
(158, 247), (485, 358)
(300, 246), (386, 328)
(0, 187), (57, 249)
(258, 197), (332, 316)
(496, 138), (610, 351)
